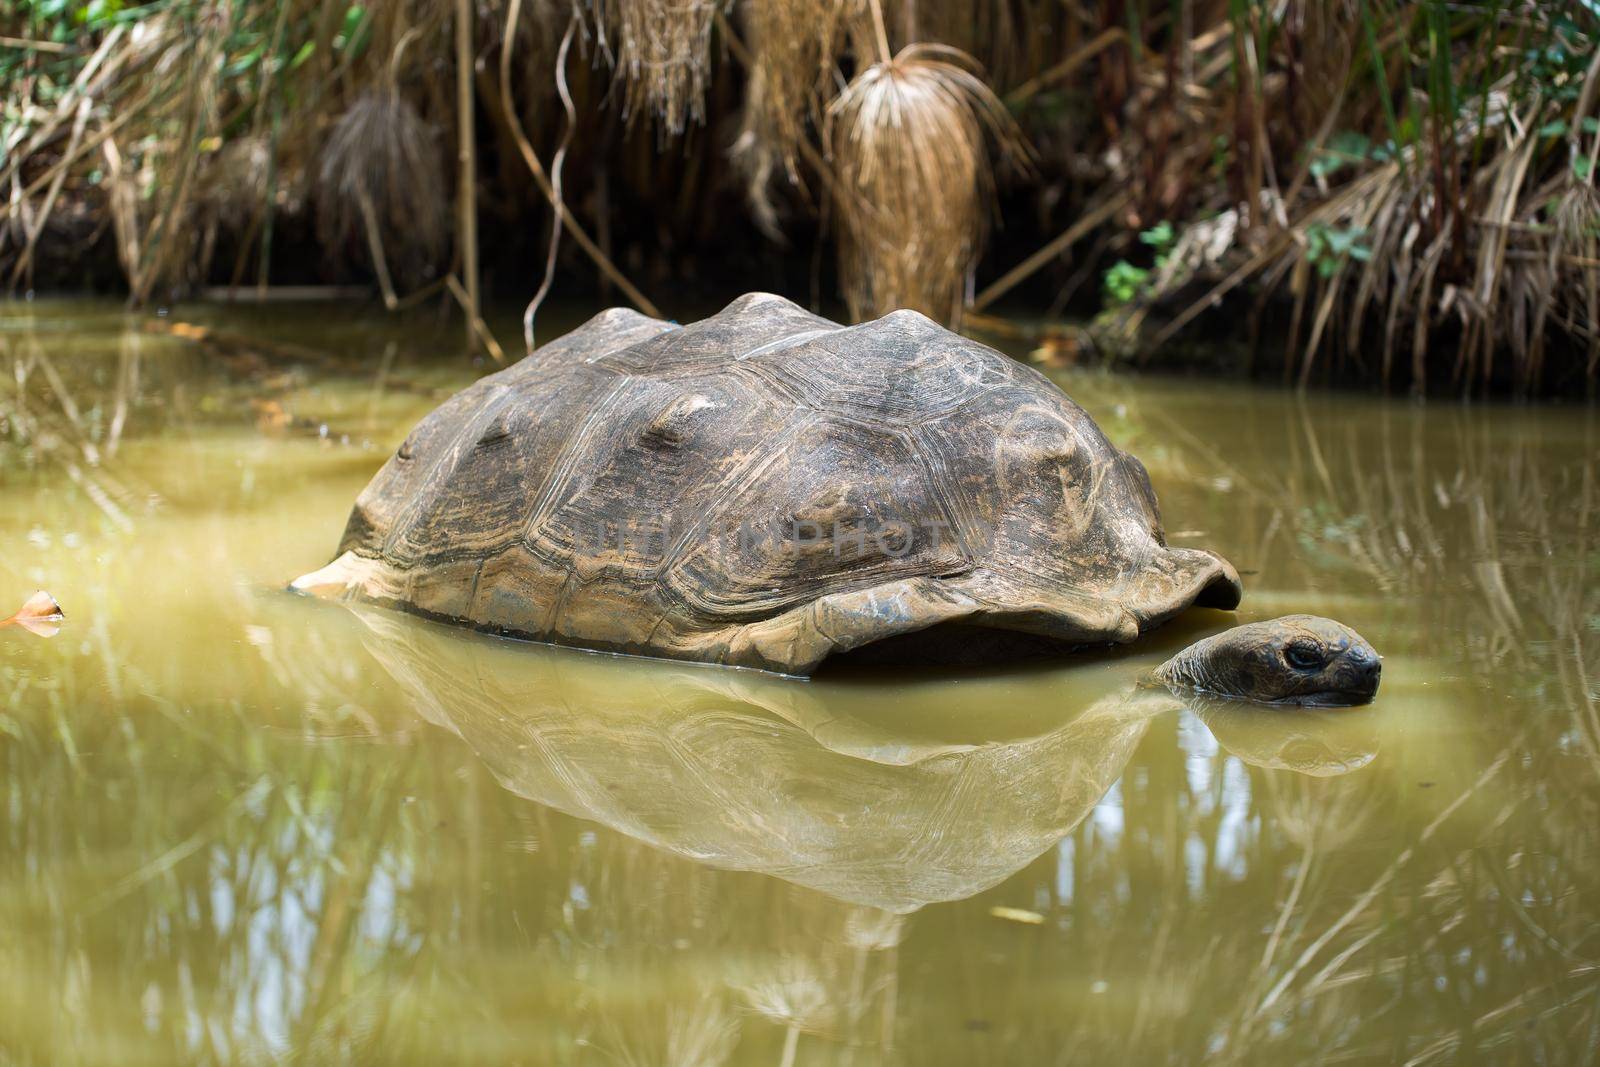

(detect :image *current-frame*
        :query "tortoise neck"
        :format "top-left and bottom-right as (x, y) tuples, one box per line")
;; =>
(1152, 632), (1235, 697)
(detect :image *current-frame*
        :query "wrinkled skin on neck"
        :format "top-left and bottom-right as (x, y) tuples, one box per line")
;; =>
(1154, 615), (1381, 707)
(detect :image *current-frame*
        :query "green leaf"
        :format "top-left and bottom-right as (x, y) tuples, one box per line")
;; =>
(224, 43), (265, 77)
(335, 5), (372, 59)
(336, 4), (366, 48)
(68, 0), (123, 29)
(1576, 157), (1594, 180)
(1539, 120), (1570, 138)
(1303, 221), (1371, 277)
(1583, 117), (1600, 135)
(1331, 131), (1373, 156)
(1103, 261), (1151, 307)
(1139, 221), (1175, 250)
(1311, 130), (1374, 180)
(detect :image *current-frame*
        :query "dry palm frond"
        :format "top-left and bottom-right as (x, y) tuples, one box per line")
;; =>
(730, 0), (849, 237)
(827, 44), (1028, 323)
(600, 0), (725, 135)
(1268, 102), (1592, 396)
(315, 90), (447, 290)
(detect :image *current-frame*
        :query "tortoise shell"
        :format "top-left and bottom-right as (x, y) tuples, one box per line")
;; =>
(293, 293), (1241, 674)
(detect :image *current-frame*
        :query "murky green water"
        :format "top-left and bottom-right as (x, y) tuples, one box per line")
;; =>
(1, 298), (1597, 1065)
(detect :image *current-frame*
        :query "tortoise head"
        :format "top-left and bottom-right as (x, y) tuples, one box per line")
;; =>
(1154, 615), (1381, 707)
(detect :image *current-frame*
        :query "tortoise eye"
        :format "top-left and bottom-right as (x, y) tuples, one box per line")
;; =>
(1285, 642), (1324, 671)
(397, 434), (418, 461)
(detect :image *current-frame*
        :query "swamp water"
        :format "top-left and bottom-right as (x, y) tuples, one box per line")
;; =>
(1, 299), (1597, 1065)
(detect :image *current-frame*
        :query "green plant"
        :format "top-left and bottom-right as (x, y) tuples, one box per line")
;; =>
(1310, 132), (1376, 181)
(1303, 223), (1372, 279)
(1102, 221), (1175, 307)
(1140, 220), (1174, 250)
(1103, 260), (1150, 306)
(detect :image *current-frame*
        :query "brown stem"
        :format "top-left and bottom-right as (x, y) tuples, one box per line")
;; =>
(357, 187), (400, 310)
(971, 193), (1129, 312)
(1004, 27), (1126, 107)
(500, 0), (660, 321)
(455, 0), (481, 353)
(445, 273), (507, 363)
(8, 98), (90, 291)
(523, 15), (579, 354)
(867, 0), (893, 64)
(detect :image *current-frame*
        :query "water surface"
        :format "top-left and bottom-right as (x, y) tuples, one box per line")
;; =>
(1, 299), (1596, 1064)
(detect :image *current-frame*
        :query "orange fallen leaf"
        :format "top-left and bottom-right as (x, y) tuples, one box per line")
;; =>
(168, 321), (211, 341)
(1028, 335), (1082, 368)
(2, 590), (65, 638)
(251, 398), (292, 432)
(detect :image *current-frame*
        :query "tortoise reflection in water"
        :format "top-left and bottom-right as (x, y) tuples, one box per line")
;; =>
(351, 608), (1378, 914)
(295, 294), (1379, 704)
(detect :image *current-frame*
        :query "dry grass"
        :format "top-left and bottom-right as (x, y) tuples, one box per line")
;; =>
(1098, 0), (1600, 395)
(1, 0), (1598, 391)
(1258, 91), (1600, 396)
(730, 0), (850, 238)
(828, 43), (1026, 322)
(598, 0), (726, 135)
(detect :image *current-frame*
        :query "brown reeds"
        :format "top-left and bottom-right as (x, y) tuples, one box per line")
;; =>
(1113, 0), (1600, 396)
(730, 0), (849, 237)
(1, 0), (1598, 393)
(599, 0), (725, 135)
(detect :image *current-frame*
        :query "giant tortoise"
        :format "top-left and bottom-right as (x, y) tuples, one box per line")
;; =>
(293, 293), (1380, 705)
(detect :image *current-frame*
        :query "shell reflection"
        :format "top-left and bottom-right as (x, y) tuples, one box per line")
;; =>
(351, 605), (1376, 915)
